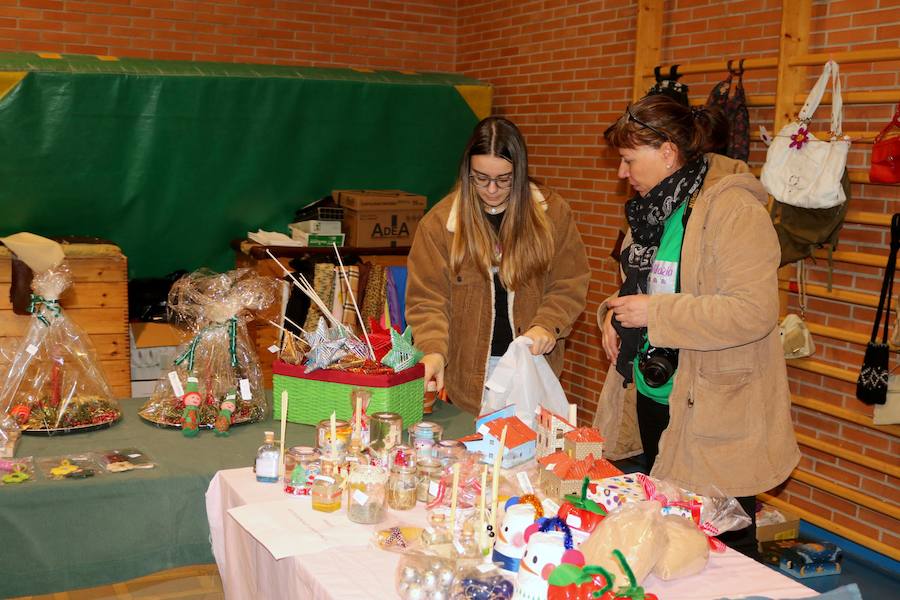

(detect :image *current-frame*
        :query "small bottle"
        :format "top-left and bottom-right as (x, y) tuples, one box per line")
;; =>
(311, 459), (343, 512)
(255, 431), (279, 483)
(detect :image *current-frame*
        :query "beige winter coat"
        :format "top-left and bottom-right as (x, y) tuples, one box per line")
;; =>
(593, 154), (800, 497)
(406, 184), (590, 415)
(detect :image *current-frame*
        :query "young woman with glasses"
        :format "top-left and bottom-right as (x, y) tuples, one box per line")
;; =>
(594, 95), (799, 558)
(406, 116), (590, 416)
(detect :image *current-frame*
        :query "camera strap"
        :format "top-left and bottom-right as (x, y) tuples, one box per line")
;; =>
(675, 189), (700, 294)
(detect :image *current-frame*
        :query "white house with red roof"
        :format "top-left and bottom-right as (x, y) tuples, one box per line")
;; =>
(459, 404), (537, 468)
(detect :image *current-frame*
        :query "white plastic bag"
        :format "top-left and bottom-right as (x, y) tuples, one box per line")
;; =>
(483, 336), (568, 427)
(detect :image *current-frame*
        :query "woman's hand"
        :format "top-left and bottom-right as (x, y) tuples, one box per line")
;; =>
(608, 295), (650, 328)
(602, 309), (620, 363)
(523, 325), (557, 355)
(420, 353), (445, 391)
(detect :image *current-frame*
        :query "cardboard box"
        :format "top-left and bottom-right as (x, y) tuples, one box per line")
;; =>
(287, 227), (345, 247)
(334, 189), (426, 248)
(290, 219), (342, 235)
(756, 503), (801, 545)
(130, 322), (189, 391)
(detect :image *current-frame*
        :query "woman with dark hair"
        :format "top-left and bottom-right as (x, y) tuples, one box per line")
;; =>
(406, 116), (590, 415)
(594, 95), (799, 556)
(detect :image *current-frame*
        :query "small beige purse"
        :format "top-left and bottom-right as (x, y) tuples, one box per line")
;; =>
(780, 261), (816, 359)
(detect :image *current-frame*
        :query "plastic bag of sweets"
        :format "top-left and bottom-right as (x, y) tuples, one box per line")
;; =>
(139, 269), (277, 435)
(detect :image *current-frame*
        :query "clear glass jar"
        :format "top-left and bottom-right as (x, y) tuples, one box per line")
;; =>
(386, 446), (418, 511)
(416, 457), (443, 504)
(311, 459), (343, 513)
(434, 439), (466, 467)
(284, 449), (321, 496)
(347, 464), (388, 524)
(408, 421), (443, 460)
(316, 419), (352, 460)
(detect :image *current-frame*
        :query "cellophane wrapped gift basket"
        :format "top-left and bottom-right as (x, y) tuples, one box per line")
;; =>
(0, 262), (121, 434)
(139, 268), (277, 436)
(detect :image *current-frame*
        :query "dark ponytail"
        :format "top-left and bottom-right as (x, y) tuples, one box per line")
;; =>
(605, 95), (727, 162)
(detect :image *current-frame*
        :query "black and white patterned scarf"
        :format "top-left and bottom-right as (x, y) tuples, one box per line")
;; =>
(613, 156), (709, 383)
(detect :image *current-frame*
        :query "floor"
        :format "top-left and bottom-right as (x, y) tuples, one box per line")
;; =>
(12, 566), (224, 600)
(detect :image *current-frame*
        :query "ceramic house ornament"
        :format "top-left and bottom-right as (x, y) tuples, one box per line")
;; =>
(538, 451), (622, 499)
(564, 427), (604, 461)
(535, 405), (577, 458)
(493, 495), (544, 573)
(460, 405), (537, 468)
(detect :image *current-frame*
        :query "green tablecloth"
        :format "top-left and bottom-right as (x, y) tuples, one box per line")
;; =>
(0, 397), (471, 598)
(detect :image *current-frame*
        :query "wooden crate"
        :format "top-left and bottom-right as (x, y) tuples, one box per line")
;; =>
(0, 249), (131, 398)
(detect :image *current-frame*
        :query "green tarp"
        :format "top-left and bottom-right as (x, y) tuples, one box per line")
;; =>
(0, 53), (489, 278)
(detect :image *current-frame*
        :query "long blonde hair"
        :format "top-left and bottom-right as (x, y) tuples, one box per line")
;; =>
(450, 117), (554, 290)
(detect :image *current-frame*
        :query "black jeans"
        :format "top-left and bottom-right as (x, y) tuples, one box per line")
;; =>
(636, 390), (670, 472)
(636, 391), (760, 560)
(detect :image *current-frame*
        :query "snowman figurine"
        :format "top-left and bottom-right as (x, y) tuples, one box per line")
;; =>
(492, 495), (543, 573)
(513, 517), (582, 600)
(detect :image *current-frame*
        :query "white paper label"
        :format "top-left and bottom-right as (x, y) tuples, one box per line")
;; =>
(516, 472), (534, 494)
(168, 371), (185, 397)
(352, 489), (368, 505)
(267, 344), (280, 354)
(542, 498), (561, 515)
(428, 481), (440, 496)
(314, 475), (335, 485)
(239, 378), (252, 400)
(545, 463), (556, 471)
(453, 539), (467, 555)
(127, 453), (142, 459)
(25, 344), (38, 356)
(476, 563), (495, 574)
(566, 513), (582, 529)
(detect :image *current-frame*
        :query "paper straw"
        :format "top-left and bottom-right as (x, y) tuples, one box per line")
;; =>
(332, 243), (375, 361)
(449, 462), (461, 537)
(266, 319), (307, 344)
(490, 425), (508, 534)
(479, 464), (488, 552)
(279, 390), (288, 479)
(330, 411), (337, 463)
(265, 250), (345, 331)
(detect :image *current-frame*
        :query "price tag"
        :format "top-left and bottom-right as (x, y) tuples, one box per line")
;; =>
(516, 472), (534, 494)
(239, 378), (252, 400)
(352, 489), (368, 505)
(545, 463), (556, 471)
(428, 481), (440, 496)
(476, 563), (495, 574)
(25, 344), (39, 356)
(476, 424), (489, 436)
(566, 513), (582, 529)
(168, 371), (185, 397)
(314, 475), (335, 485)
(542, 498), (560, 515)
(267, 344), (280, 354)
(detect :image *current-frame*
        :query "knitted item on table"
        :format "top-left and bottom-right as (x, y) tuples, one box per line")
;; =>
(303, 263), (336, 331)
(361, 264), (386, 324)
(181, 376), (202, 438)
(339, 265), (360, 334)
(215, 389), (237, 436)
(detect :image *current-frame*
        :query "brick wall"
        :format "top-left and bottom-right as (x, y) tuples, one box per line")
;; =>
(0, 0), (457, 71)
(1, 0), (897, 550)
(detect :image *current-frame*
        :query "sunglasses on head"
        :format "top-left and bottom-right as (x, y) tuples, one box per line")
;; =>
(626, 105), (669, 141)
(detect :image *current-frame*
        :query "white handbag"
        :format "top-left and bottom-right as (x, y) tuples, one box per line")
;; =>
(761, 60), (851, 209)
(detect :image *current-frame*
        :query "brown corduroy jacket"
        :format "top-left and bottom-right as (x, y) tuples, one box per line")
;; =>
(406, 185), (590, 415)
(593, 154), (800, 497)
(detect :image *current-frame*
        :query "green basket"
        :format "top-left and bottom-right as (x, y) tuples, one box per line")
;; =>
(272, 360), (424, 427)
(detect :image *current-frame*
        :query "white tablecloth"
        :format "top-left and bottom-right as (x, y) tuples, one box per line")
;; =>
(206, 467), (815, 600)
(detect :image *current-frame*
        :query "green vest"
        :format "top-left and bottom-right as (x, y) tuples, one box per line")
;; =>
(634, 202), (686, 405)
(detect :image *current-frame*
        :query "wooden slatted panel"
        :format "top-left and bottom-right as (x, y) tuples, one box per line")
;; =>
(0, 254), (131, 397)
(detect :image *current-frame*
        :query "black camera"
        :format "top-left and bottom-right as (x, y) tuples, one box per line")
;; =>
(638, 345), (679, 388)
